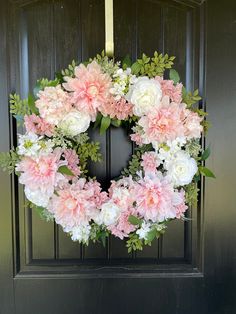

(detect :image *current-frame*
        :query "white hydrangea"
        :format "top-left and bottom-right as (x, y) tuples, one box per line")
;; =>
(136, 222), (151, 240)
(164, 150), (198, 186)
(70, 224), (91, 243)
(126, 77), (162, 116)
(110, 67), (137, 100)
(18, 132), (42, 157)
(157, 137), (186, 162)
(58, 110), (91, 137)
(24, 186), (51, 208)
(100, 201), (121, 226)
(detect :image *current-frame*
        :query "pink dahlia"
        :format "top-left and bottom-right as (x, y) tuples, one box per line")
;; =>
(156, 76), (183, 104)
(100, 97), (133, 120)
(134, 175), (179, 223)
(108, 209), (137, 240)
(63, 61), (112, 121)
(138, 98), (185, 143)
(141, 152), (160, 174)
(16, 151), (66, 194)
(24, 114), (55, 137)
(35, 85), (72, 125)
(62, 149), (81, 177)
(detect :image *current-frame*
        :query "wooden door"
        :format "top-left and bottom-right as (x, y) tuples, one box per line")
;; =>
(0, 0), (235, 313)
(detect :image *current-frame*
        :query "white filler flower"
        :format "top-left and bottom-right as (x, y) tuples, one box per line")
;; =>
(126, 77), (162, 116)
(58, 110), (91, 137)
(136, 222), (151, 240)
(18, 132), (41, 157)
(165, 150), (198, 186)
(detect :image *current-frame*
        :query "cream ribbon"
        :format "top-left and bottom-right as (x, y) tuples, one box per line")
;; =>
(105, 0), (114, 57)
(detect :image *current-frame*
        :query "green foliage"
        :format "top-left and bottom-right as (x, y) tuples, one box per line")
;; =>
(9, 93), (38, 123)
(122, 54), (132, 69)
(185, 139), (202, 158)
(90, 223), (109, 247)
(201, 146), (211, 161)
(90, 51), (120, 75)
(169, 69), (180, 84)
(121, 150), (142, 177)
(26, 200), (53, 221)
(58, 165), (74, 176)
(131, 52), (175, 77)
(0, 149), (19, 174)
(61, 60), (77, 77)
(199, 166), (216, 178)
(201, 119), (211, 134)
(128, 215), (142, 226)
(100, 116), (111, 134)
(126, 233), (143, 253)
(184, 182), (199, 207)
(33, 78), (60, 98)
(182, 87), (202, 108)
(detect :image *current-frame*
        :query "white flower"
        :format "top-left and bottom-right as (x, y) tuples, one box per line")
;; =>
(126, 77), (162, 116)
(164, 150), (198, 186)
(100, 201), (121, 226)
(110, 67), (137, 100)
(38, 139), (54, 155)
(58, 110), (91, 137)
(70, 224), (91, 243)
(24, 186), (51, 207)
(18, 132), (42, 157)
(136, 222), (151, 240)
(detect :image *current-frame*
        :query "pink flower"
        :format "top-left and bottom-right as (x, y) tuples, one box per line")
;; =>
(183, 109), (203, 139)
(141, 152), (160, 174)
(134, 174), (179, 222)
(63, 61), (111, 121)
(62, 149), (81, 177)
(108, 209), (137, 239)
(130, 132), (144, 146)
(36, 85), (72, 125)
(138, 98), (185, 144)
(100, 97), (133, 120)
(156, 76), (183, 104)
(24, 114), (55, 137)
(175, 190), (188, 219)
(48, 179), (107, 231)
(16, 150), (66, 194)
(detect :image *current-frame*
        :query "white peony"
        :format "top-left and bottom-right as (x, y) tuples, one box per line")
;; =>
(70, 224), (91, 243)
(24, 186), (51, 208)
(58, 110), (91, 137)
(126, 77), (162, 116)
(100, 201), (121, 226)
(164, 150), (198, 186)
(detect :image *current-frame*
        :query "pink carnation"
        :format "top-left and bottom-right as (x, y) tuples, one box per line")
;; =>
(141, 152), (160, 174)
(63, 61), (111, 121)
(108, 209), (136, 240)
(24, 114), (55, 137)
(36, 85), (72, 125)
(48, 179), (107, 231)
(134, 175), (179, 222)
(183, 109), (203, 139)
(156, 76), (183, 104)
(100, 97), (133, 120)
(16, 150), (66, 194)
(63, 149), (81, 177)
(138, 98), (185, 144)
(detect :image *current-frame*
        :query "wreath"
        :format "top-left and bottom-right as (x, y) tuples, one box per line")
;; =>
(0, 51), (215, 252)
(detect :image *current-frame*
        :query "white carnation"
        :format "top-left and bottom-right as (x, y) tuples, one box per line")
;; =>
(100, 201), (121, 226)
(70, 224), (91, 243)
(58, 110), (91, 136)
(126, 77), (162, 116)
(24, 186), (51, 208)
(165, 150), (198, 186)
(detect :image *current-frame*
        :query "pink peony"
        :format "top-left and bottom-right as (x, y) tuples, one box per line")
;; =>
(63, 61), (111, 121)
(141, 152), (160, 174)
(99, 97), (133, 120)
(156, 76), (183, 104)
(24, 114), (55, 137)
(16, 150), (66, 194)
(48, 179), (107, 231)
(138, 98), (185, 144)
(36, 85), (72, 125)
(134, 174), (179, 223)
(108, 209), (137, 239)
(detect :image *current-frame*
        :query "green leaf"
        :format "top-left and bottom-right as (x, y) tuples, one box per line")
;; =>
(169, 69), (180, 84)
(122, 54), (132, 69)
(199, 166), (216, 178)
(131, 62), (142, 75)
(111, 119), (121, 127)
(28, 93), (38, 114)
(93, 113), (103, 129)
(201, 146), (211, 160)
(100, 116), (111, 134)
(146, 228), (157, 242)
(128, 215), (142, 226)
(58, 165), (74, 176)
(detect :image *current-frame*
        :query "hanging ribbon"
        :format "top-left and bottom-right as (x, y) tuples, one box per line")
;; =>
(105, 0), (114, 57)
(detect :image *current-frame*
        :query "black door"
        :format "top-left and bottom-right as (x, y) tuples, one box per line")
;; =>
(0, 0), (235, 313)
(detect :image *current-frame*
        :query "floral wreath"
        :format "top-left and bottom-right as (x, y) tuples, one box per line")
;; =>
(0, 51), (215, 252)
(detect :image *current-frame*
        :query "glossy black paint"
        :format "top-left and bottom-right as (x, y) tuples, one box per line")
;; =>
(0, 0), (235, 313)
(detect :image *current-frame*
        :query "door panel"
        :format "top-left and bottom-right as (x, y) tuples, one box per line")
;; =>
(1, 0), (236, 313)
